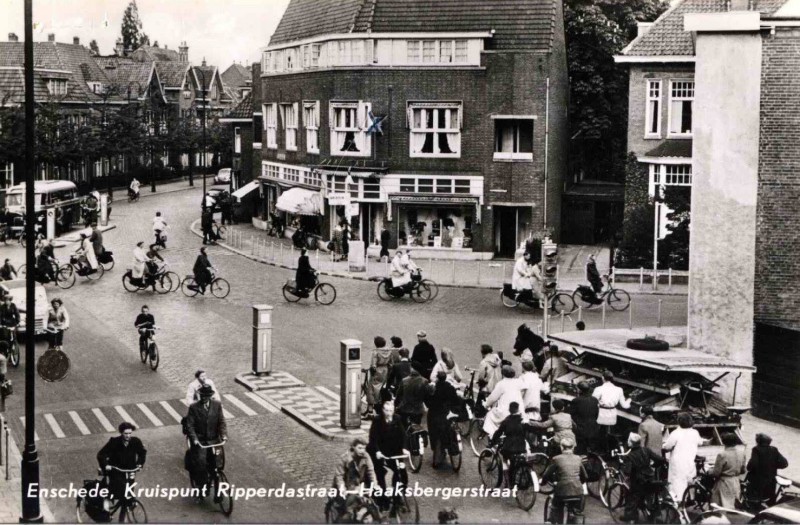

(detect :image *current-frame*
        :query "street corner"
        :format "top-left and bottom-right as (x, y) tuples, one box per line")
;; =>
(235, 370), (305, 391)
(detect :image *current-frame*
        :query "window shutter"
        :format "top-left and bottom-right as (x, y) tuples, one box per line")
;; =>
(315, 101), (321, 127)
(365, 39), (374, 64)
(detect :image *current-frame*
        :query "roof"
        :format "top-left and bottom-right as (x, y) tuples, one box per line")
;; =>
(191, 65), (217, 90)
(156, 61), (191, 88)
(644, 140), (693, 158)
(103, 61), (154, 99)
(623, 0), (789, 57)
(270, 0), (558, 51)
(221, 63), (251, 89)
(225, 92), (253, 119)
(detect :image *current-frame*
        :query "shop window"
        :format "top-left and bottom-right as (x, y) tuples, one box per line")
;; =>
(454, 179), (470, 194)
(494, 118), (533, 161)
(409, 103), (461, 158)
(418, 179), (433, 193)
(330, 101), (371, 157)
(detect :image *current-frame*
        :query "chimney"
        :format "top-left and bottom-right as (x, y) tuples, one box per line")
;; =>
(727, 0), (753, 9)
(73, 36), (80, 45)
(115, 39), (124, 56)
(8, 33), (18, 42)
(636, 22), (653, 39)
(179, 41), (188, 62)
(201, 57), (207, 67)
(47, 33), (55, 42)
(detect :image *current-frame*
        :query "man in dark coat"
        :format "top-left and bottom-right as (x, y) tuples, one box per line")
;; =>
(367, 400), (408, 510)
(387, 348), (412, 394)
(569, 381), (600, 454)
(426, 372), (462, 468)
(186, 384), (227, 498)
(622, 433), (666, 523)
(201, 208), (213, 244)
(295, 249), (316, 295)
(97, 422), (147, 508)
(191, 247), (213, 294)
(379, 227), (390, 261)
(396, 368), (431, 426)
(746, 433), (789, 504)
(411, 331), (437, 379)
(491, 402), (529, 463)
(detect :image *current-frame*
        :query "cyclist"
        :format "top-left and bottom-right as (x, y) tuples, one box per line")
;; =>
(586, 254), (604, 296)
(333, 437), (377, 522)
(0, 294), (20, 328)
(746, 433), (789, 505)
(389, 249), (413, 291)
(152, 212), (168, 248)
(97, 422), (147, 516)
(530, 398), (576, 458)
(144, 244), (164, 280)
(294, 248), (316, 296)
(541, 437), (587, 524)
(411, 330), (437, 380)
(189, 247), (213, 295)
(395, 368), (431, 427)
(0, 259), (17, 281)
(512, 252), (536, 304)
(90, 224), (105, 261)
(367, 336), (396, 417)
(35, 245), (57, 284)
(490, 401), (530, 483)
(477, 344), (502, 394)
(519, 360), (548, 422)
(186, 369), (221, 405)
(427, 371), (461, 468)
(483, 365), (523, 436)
(186, 385), (227, 501)
(134, 305), (155, 355)
(131, 241), (150, 287)
(129, 178), (140, 200)
(622, 432), (666, 523)
(46, 298), (69, 350)
(75, 232), (99, 275)
(593, 370), (632, 453)
(367, 400), (409, 511)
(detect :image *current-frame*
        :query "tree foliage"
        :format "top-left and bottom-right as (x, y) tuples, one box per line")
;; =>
(89, 39), (100, 56)
(120, 0), (149, 55)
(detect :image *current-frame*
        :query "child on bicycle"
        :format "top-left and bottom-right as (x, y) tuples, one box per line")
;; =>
(490, 402), (530, 484)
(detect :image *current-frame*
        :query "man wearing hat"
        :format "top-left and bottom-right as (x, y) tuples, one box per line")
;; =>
(621, 432), (666, 523)
(411, 331), (437, 380)
(746, 433), (789, 505)
(186, 384), (227, 497)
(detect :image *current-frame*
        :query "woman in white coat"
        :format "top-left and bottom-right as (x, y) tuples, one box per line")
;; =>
(663, 412), (708, 501)
(76, 232), (98, 274)
(132, 241), (150, 282)
(482, 366), (524, 436)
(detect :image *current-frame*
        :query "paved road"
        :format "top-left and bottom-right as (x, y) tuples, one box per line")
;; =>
(0, 187), (688, 523)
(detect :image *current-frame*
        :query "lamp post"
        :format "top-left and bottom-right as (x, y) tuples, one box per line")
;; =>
(21, 0), (42, 520)
(196, 67), (208, 213)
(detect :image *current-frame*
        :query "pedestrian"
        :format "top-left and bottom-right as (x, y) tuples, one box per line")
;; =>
(482, 365), (524, 436)
(395, 368), (430, 426)
(519, 360), (548, 421)
(429, 347), (463, 385)
(477, 344), (502, 394)
(0, 259), (17, 281)
(592, 370), (632, 452)
(379, 226), (390, 261)
(411, 330), (437, 380)
(367, 336), (396, 416)
(332, 221), (345, 261)
(663, 412), (707, 502)
(638, 405), (665, 456)
(220, 192), (233, 225)
(201, 208), (213, 245)
(746, 433), (789, 505)
(341, 221), (350, 260)
(711, 432), (746, 509)
(386, 347), (412, 396)
(186, 370), (221, 405)
(576, 321), (586, 331)
(622, 432), (666, 523)
(427, 371), (461, 468)
(46, 298), (69, 349)
(569, 381), (599, 454)
(389, 335), (405, 363)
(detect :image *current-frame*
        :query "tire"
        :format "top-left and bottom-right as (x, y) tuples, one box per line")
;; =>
(608, 289), (631, 312)
(653, 502), (681, 524)
(100, 257), (114, 271)
(140, 340), (147, 363)
(408, 451), (423, 474)
(125, 499), (147, 523)
(501, 289), (519, 308)
(0, 341), (9, 367)
(572, 289), (596, 311)
(395, 494), (419, 524)
(10, 340), (20, 367)
(18, 264), (26, 277)
(148, 343), (159, 370)
(551, 293), (576, 315)
(86, 264), (104, 281)
(165, 272), (181, 292)
(377, 280), (393, 301)
(626, 337), (670, 351)
(682, 484), (710, 513)
(283, 283), (302, 303)
(155, 274), (173, 295)
(422, 279), (439, 300)
(544, 496), (552, 524)
(469, 419), (489, 457)
(75, 500), (92, 524)
(515, 467), (537, 511)
(216, 472), (233, 516)
(411, 282), (432, 303)
(478, 449), (502, 489)
(584, 454), (605, 498)
(123, 272), (141, 293)
(315, 282), (337, 305)
(606, 482), (628, 523)
(181, 277), (199, 297)
(210, 278), (230, 298)
(530, 453), (553, 495)
(56, 266), (76, 289)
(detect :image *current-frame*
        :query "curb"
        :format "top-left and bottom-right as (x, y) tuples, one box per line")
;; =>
(4, 432), (57, 523)
(100, 175), (210, 201)
(190, 220), (688, 296)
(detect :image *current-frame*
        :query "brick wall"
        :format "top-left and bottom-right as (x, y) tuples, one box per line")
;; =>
(755, 28), (800, 327)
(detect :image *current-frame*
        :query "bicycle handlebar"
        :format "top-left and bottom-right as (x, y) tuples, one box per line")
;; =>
(196, 439), (227, 449)
(106, 466), (142, 473)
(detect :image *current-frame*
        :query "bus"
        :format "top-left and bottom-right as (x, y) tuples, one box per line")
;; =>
(5, 180), (86, 234)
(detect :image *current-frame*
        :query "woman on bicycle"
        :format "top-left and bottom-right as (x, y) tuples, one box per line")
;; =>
(47, 298), (69, 349)
(295, 249), (316, 296)
(190, 247), (213, 295)
(367, 336), (396, 417)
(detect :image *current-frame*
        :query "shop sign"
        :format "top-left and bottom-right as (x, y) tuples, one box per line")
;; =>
(328, 193), (351, 206)
(348, 203), (360, 217)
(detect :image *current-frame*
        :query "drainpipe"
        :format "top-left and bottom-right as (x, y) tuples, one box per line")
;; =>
(543, 77), (550, 233)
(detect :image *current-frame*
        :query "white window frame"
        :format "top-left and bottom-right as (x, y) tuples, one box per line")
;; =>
(667, 79), (694, 138)
(645, 79), (662, 139)
(47, 79), (67, 96)
(493, 118), (534, 161)
(408, 102), (462, 158)
(234, 127), (242, 154)
(648, 164), (692, 197)
(1, 162), (13, 187)
(303, 101), (320, 154)
(280, 102), (299, 151)
(407, 41), (421, 63)
(330, 101), (372, 157)
(264, 103), (278, 149)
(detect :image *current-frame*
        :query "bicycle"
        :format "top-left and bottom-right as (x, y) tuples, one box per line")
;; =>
(441, 412), (463, 473)
(402, 414), (427, 474)
(0, 324), (20, 368)
(190, 440), (233, 516)
(606, 478), (682, 524)
(377, 270), (433, 303)
(128, 189), (140, 203)
(138, 327), (159, 371)
(324, 494), (382, 523)
(282, 272), (337, 305)
(572, 278), (631, 312)
(97, 250), (115, 271)
(69, 254), (105, 281)
(455, 367), (479, 438)
(181, 271), (230, 298)
(466, 389), (490, 457)
(543, 483), (587, 524)
(681, 456), (716, 515)
(76, 466), (147, 523)
(377, 454), (420, 523)
(477, 441), (540, 511)
(122, 266), (173, 294)
(500, 285), (576, 315)
(19, 259), (76, 289)
(599, 446), (631, 506)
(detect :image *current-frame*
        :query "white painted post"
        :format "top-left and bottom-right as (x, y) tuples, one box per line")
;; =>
(429, 257), (433, 280)
(502, 262), (507, 283)
(280, 243), (284, 265)
(639, 267), (644, 290)
(668, 268), (673, 290)
(629, 300), (634, 330)
(578, 306), (582, 322)
(250, 236), (254, 255)
(560, 311), (565, 333)
(316, 249), (320, 269)
(657, 299), (663, 328)
(477, 261), (481, 284)
(602, 301), (607, 329)
(451, 259), (456, 284)
(252, 305), (273, 375)
(611, 268), (616, 288)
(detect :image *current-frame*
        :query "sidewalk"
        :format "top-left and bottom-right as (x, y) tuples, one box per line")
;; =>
(0, 418), (55, 523)
(99, 174), (210, 201)
(195, 221), (688, 295)
(741, 413), (800, 485)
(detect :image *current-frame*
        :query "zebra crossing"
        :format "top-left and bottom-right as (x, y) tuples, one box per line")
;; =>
(8, 392), (279, 443)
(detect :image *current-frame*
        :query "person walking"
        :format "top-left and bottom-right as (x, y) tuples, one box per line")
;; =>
(379, 226), (390, 261)
(341, 221), (350, 260)
(519, 360), (548, 421)
(411, 330), (437, 380)
(201, 208), (213, 245)
(746, 433), (789, 505)
(367, 336), (396, 416)
(386, 347), (412, 395)
(46, 298), (69, 349)
(663, 413), (707, 502)
(710, 432), (746, 509)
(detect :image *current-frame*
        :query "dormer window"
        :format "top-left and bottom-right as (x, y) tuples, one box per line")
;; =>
(47, 79), (67, 96)
(87, 82), (103, 94)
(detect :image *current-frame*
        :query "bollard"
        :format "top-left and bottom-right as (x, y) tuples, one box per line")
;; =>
(252, 305), (273, 375)
(629, 300), (634, 330)
(602, 301), (607, 329)
(0, 415), (3, 467)
(100, 194), (109, 227)
(560, 311), (565, 333)
(290, 245), (295, 267)
(611, 269), (616, 288)
(5, 419), (9, 480)
(657, 299), (663, 328)
(280, 243), (284, 265)
(477, 261), (481, 284)
(250, 236), (255, 255)
(502, 262), (507, 282)
(385, 260), (389, 277)
(429, 258), (433, 280)
(556, 264), (560, 285)
(639, 267), (644, 290)
(340, 339), (363, 430)
(316, 249), (320, 268)
(668, 268), (673, 290)
(451, 259), (456, 284)
(578, 306), (583, 322)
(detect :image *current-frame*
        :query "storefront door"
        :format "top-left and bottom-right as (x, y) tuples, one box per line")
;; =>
(495, 208), (517, 258)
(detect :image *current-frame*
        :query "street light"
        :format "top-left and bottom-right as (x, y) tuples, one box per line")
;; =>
(196, 67), (208, 213)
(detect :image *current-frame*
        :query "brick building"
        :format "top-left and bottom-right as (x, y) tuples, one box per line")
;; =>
(616, 0), (800, 426)
(258, 0), (568, 257)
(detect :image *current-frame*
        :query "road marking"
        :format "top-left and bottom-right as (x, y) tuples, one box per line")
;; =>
(316, 386), (340, 402)
(43, 414), (66, 439)
(92, 408), (115, 433)
(224, 394), (257, 416)
(180, 398), (233, 418)
(159, 401), (184, 423)
(68, 411), (91, 436)
(136, 403), (163, 427)
(19, 417), (40, 441)
(114, 406), (137, 429)
(244, 392), (279, 413)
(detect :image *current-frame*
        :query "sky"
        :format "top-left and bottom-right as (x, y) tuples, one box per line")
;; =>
(0, 0), (291, 69)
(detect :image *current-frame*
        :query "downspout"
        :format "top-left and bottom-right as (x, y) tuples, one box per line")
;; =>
(543, 77), (550, 232)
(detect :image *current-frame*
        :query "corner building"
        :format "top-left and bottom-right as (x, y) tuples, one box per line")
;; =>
(258, 0), (568, 258)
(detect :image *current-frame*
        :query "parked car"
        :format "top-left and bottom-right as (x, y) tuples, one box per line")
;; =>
(214, 168), (232, 184)
(3, 279), (48, 335)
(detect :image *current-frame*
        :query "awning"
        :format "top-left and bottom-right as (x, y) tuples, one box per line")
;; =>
(276, 187), (323, 216)
(318, 169), (384, 179)
(232, 180), (259, 200)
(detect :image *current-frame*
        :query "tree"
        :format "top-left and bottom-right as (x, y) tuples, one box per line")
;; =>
(565, 0), (669, 181)
(89, 39), (100, 56)
(120, 0), (149, 55)
(658, 186), (691, 270)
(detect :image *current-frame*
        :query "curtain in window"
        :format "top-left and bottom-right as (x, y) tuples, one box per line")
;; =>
(445, 132), (459, 154)
(411, 132), (427, 153)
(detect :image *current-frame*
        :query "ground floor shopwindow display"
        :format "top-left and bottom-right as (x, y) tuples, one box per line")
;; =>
(397, 206), (472, 249)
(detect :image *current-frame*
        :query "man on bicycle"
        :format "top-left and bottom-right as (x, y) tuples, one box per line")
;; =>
(186, 370), (221, 405)
(490, 402), (530, 483)
(395, 368), (431, 426)
(97, 422), (147, 514)
(622, 432), (666, 523)
(0, 294), (20, 328)
(189, 247), (213, 295)
(367, 400), (409, 512)
(134, 306), (155, 355)
(186, 385), (227, 501)
(541, 437), (587, 524)
(152, 212), (167, 248)
(333, 437), (377, 522)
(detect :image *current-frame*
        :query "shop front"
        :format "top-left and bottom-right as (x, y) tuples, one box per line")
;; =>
(259, 161), (325, 238)
(322, 170), (387, 246)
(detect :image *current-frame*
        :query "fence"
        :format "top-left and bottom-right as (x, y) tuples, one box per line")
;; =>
(611, 267), (689, 291)
(541, 297), (667, 336)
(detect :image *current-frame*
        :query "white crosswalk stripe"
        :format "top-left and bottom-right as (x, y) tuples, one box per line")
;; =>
(222, 407), (235, 419)
(159, 401), (184, 423)
(136, 403), (163, 427)
(69, 411), (91, 436)
(244, 392), (279, 413)
(44, 414), (66, 439)
(114, 406), (137, 428)
(92, 408), (115, 432)
(19, 417), (40, 441)
(224, 394), (257, 416)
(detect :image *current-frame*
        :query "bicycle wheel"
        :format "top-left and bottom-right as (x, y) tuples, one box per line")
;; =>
(682, 484), (710, 513)
(449, 432), (463, 472)
(377, 281), (393, 301)
(164, 271), (180, 292)
(154, 274), (172, 295)
(100, 257), (114, 271)
(148, 343), (159, 370)
(551, 293), (576, 315)
(500, 289), (519, 308)
(315, 282), (337, 305)
(18, 264), (26, 277)
(125, 498), (147, 523)
(422, 279), (439, 300)
(216, 471), (233, 516)
(530, 453), (553, 494)
(10, 340), (20, 367)
(122, 273), (141, 293)
(140, 340), (147, 363)
(469, 419), (489, 457)
(584, 454), (605, 498)
(56, 266), (76, 289)
(411, 282), (432, 303)
(652, 502), (681, 524)
(395, 494), (419, 524)
(283, 283), (302, 302)
(210, 278), (230, 298)
(408, 450), (423, 474)
(543, 496), (552, 524)
(515, 466), (537, 511)
(181, 277), (199, 297)
(608, 289), (631, 312)
(85, 264), (104, 281)
(478, 449), (502, 489)
(572, 289), (596, 311)
(606, 482), (628, 523)
(75, 499), (92, 524)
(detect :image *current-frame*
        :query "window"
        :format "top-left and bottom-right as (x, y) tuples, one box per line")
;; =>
(253, 115), (263, 144)
(286, 49), (296, 70)
(338, 41), (352, 64)
(280, 103), (298, 151)
(311, 44), (321, 68)
(88, 82), (103, 94)
(265, 163), (280, 179)
(645, 80), (662, 138)
(47, 79), (67, 96)
(330, 101), (371, 157)
(1, 163), (13, 187)
(262, 51), (271, 72)
(454, 179), (470, 194)
(363, 179), (380, 199)
(408, 103), (462, 157)
(668, 80), (694, 136)
(304, 101), (320, 154)
(649, 164), (692, 196)
(422, 41), (436, 63)
(302, 46), (310, 68)
(494, 119), (534, 161)
(234, 127), (242, 154)
(439, 41), (453, 63)
(407, 41), (420, 63)
(435, 179), (452, 193)
(454, 40), (468, 62)
(397, 177), (471, 194)
(264, 103), (277, 149)
(274, 50), (284, 72)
